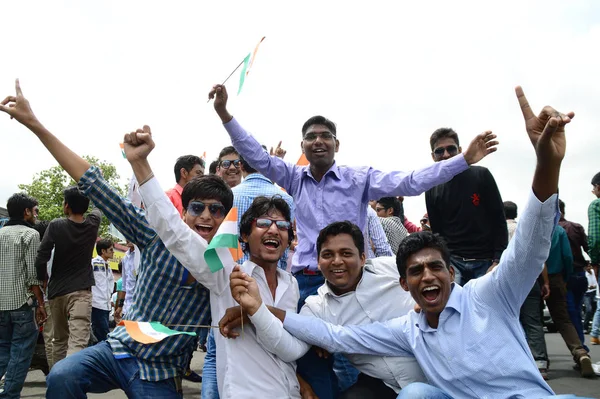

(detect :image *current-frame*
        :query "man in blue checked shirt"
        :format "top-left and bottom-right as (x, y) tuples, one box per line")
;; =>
(226, 87), (596, 398)
(0, 79), (229, 399)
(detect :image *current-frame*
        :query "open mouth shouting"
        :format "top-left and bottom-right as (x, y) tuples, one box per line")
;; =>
(194, 223), (214, 239)
(313, 148), (327, 156)
(421, 285), (441, 305)
(262, 237), (281, 252)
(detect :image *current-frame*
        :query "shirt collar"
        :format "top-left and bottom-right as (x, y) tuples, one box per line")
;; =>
(302, 161), (342, 181)
(174, 184), (184, 195)
(415, 282), (462, 332)
(243, 173), (273, 184)
(241, 260), (290, 303)
(319, 264), (373, 298)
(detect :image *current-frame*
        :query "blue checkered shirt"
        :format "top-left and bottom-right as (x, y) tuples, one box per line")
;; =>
(232, 173), (295, 269)
(78, 167), (211, 381)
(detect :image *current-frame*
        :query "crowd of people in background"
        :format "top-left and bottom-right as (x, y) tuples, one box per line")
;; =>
(0, 79), (599, 398)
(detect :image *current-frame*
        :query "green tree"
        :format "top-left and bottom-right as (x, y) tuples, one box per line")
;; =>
(18, 156), (126, 238)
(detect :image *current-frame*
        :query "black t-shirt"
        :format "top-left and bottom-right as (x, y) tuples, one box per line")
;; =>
(425, 166), (508, 260)
(35, 209), (102, 299)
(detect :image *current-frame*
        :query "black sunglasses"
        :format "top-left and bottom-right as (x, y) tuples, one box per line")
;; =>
(433, 145), (458, 157)
(220, 159), (241, 169)
(255, 218), (291, 231)
(186, 201), (226, 218)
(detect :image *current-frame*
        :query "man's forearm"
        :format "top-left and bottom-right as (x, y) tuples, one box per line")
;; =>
(27, 120), (91, 182)
(531, 163), (559, 203)
(30, 285), (44, 306)
(217, 109), (233, 124)
(129, 159), (153, 188)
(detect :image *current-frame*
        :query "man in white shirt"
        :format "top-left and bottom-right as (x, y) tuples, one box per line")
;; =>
(114, 241), (139, 320)
(126, 128), (302, 398)
(224, 220), (427, 398)
(91, 239), (115, 343)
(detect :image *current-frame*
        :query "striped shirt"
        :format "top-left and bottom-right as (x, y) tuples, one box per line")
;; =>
(588, 198), (600, 265)
(232, 173), (295, 270)
(366, 207), (393, 258)
(379, 216), (409, 255)
(0, 224), (42, 311)
(78, 167), (211, 381)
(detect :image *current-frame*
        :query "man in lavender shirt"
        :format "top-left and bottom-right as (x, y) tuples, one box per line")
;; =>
(208, 84), (498, 397)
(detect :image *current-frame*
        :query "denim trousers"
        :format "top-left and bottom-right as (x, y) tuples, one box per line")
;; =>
(201, 329), (218, 399)
(582, 292), (596, 330)
(566, 272), (589, 349)
(591, 301), (600, 338)
(519, 281), (548, 366)
(0, 303), (38, 399)
(46, 341), (182, 398)
(449, 256), (492, 286)
(91, 307), (110, 343)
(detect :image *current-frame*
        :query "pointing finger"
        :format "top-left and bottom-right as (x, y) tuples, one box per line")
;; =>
(15, 79), (23, 96)
(515, 86), (535, 121)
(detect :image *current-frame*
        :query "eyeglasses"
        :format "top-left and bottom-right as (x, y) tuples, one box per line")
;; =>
(186, 201), (226, 218)
(303, 132), (336, 142)
(220, 159), (241, 169)
(433, 145), (458, 158)
(375, 207), (386, 213)
(255, 218), (291, 231)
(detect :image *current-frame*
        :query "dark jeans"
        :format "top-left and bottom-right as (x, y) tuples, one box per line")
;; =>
(566, 271), (589, 349)
(91, 308), (110, 343)
(0, 303), (38, 399)
(46, 341), (182, 398)
(546, 273), (588, 363)
(449, 256), (492, 286)
(339, 373), (397, 399)
(583, 291), (597, 331)
(201, 330), (218, 399)
(519, 281), (548, 366)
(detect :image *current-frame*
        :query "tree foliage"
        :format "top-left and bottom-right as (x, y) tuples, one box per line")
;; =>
(18, 156), (126, 238)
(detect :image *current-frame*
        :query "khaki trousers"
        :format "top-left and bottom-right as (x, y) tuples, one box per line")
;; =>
(43, 302), (54, 370)
(49, 289), (92, 365)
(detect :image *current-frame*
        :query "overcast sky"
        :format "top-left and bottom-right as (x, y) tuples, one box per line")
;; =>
(1, 0), (598, 234)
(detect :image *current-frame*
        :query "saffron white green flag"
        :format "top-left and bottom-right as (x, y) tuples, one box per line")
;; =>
(204, 208), (242, 272)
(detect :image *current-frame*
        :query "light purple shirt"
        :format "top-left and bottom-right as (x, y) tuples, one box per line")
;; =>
(224, 117), (469, 272)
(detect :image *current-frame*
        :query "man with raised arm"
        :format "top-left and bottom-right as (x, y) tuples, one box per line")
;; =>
(0, 80), (224, 398)
(226, 87), (598, 398)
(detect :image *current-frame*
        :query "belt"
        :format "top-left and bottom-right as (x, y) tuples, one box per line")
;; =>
(293, 267), (322, 276)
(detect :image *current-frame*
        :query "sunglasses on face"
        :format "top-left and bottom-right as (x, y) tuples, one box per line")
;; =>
(220, 159), (241, 169)
(433, 145), (458, 158)
(255, 218), (291, 231)
(375, 207), (387, 213)
(186, 201), (226, 218)
(303, 132), (336, 142)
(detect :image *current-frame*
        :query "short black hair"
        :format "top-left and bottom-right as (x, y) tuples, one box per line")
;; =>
(64, 186), (90, 215)
(239, 196), (294, 254)
(181, 175), (233, 212)
(316, 221), (365, 258)
(208, 160), (219, 175)
(218, 146), (239, 161)
(301, 116), (337, 137)
(376, 197), (402, 217)
(96, 238), (113, 256)
(503, 201), (518, 219)
(240, 145), (267, 175)
(592, 172), (600, 186)
(6, 193), (38, 219)
(396, 231), (451, 278)
(429, 128), (460, 151)
(174, 155), (205, 182)
(558, 199), (565, 216)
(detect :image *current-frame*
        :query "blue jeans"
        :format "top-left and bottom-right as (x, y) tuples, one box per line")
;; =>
(591, 300), (600, 338)
(91, 307), (110, 343)
(396, 383), (453, 398)
(201, 329), (218, 399)
(449, 256), (492, 286)
(46, 341), (182, 398)
(566, 271), (588, 350)
(0, 303), (38, 399)
(583, 291), (596, 330)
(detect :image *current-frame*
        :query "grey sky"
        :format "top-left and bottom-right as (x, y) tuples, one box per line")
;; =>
(1, 0), (598, 234)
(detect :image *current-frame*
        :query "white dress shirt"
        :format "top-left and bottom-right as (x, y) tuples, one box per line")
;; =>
(91, 255), (114, 311)
(248, 256), (427, 393)
(282, 189), (558, 399)
(120, 246), (139, 315)
(138, 177), (301, 399)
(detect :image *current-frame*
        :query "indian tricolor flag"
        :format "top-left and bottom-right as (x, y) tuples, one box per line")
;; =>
(204, 208), (243, 272)
(238, 36), (266, 95)
(119, 320), (196, 344)
(297, 153), (309, 166)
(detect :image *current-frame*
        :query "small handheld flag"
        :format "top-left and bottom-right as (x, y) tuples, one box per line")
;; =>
(204, 208), (242, 272)
(119, 143), (126, 159)
(119, 321), (196, 344)
(238, 36), (266, 94)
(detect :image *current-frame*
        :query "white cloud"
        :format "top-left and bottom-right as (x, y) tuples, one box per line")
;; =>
(1, 0), (598, 231)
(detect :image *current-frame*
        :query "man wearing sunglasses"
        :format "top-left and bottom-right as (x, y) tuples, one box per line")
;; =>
(426, 127), (508, 286)
(217, 146), (242, 188)
(1, 80), (227, 398)
(166, 155), (205, 217)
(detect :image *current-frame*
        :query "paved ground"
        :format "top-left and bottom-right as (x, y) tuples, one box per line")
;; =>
(19, 333), (600, 398)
